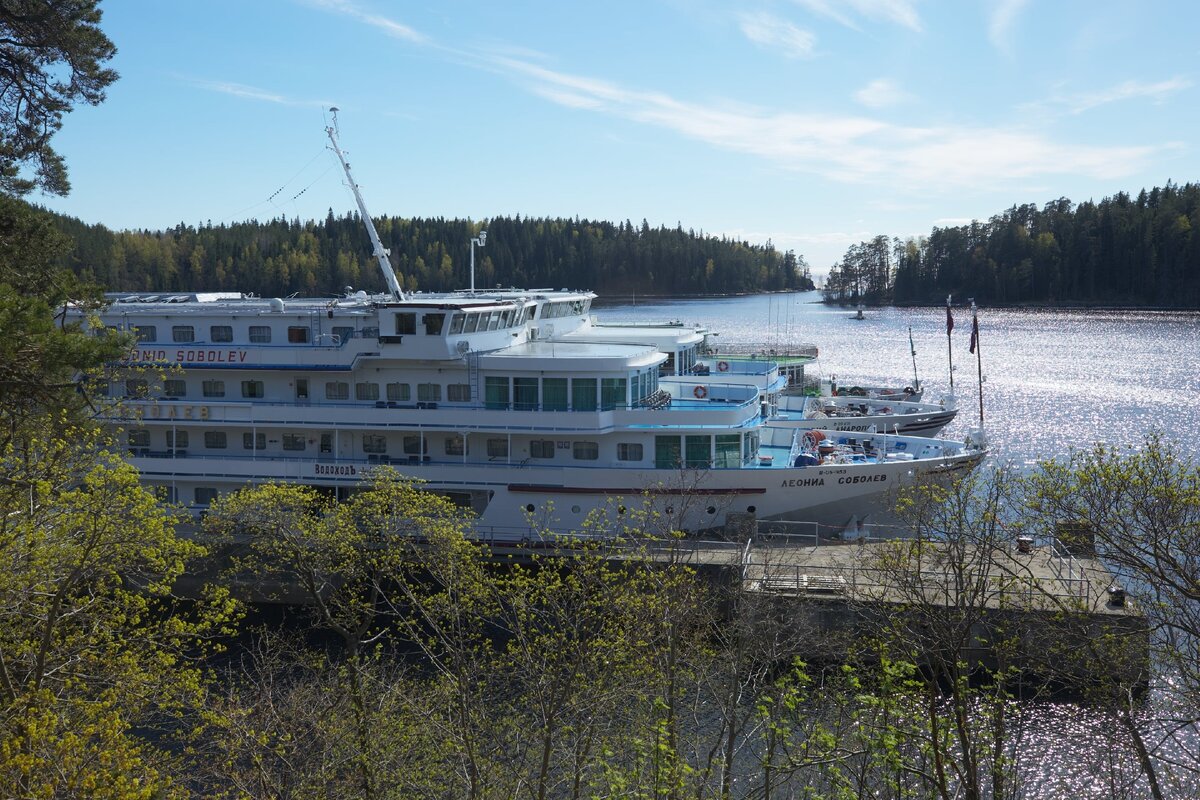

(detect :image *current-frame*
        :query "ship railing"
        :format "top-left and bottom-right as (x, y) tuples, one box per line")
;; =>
(748, 559), (1090, 604)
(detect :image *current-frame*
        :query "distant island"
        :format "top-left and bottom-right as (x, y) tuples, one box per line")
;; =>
(45, 207), (814, 298)
(823, 181), (1200, 308)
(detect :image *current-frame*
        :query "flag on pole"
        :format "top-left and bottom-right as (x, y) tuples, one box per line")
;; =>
(969, 312), (979, 354)
(945, 295), (954, 334)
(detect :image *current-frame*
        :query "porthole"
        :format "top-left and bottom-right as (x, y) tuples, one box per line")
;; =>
(617, 505), (626, 515)
(571, 505), (581, 514)
(706, 506), (717, 515)
(747, 505), (757, 514)
(665, 506), (674, 514)
(524, 503), (535, 513)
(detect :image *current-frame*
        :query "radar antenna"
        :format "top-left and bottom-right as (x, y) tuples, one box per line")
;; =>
(326, 107), (405, 301)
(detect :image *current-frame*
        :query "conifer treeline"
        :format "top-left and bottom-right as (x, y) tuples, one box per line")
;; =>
(823, 182), (1200, 307)
(46, 208), (813, 297)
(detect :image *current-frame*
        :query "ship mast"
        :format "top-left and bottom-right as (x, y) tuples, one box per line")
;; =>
(325, 107), (406, 301)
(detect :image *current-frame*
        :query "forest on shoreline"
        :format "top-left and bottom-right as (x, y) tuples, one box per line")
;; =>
(43, 206), (814, 298)
(823, 182), (1200, 308)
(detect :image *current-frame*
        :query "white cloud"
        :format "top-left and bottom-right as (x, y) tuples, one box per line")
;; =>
(303, 0), (427, 43)
(790, 0), (922, 33)
(1054, 77), (1192, 114)
(988, 0), (1030, 53)
(185, 78), (331, 108)
(738, 12), (817, 59)
(491, 55), (1164, 189)
(854, 78), (912, 109)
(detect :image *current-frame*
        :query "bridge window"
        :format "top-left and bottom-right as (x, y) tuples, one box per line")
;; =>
(449, 314), (465, 335)
(542, 378), (568, 411)
(395, 313), (416, 335)
(513, 377), (538, 410)
(571, 378), (597, 411)
(601, 378), (627, 410)
(423, 313), (445, 335)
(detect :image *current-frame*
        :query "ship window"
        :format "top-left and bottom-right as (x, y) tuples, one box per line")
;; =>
(166, 430), (189, 449)
(163, 379), (186, 397)
(463, 313), (480, 333)
(444, 437), (466, 456)
(128, 429), (150, 448)
(744, 432), (759, 460)
(486, 311), (502, 331)
(601, 378), (627, 410)
(211, 325), (233, 343)
(395, 313), (416, 335)
(134, 325), (157, 342)
(417, 383), (441, 402)
(500, 309), (514, 327)
(571, 378), (597, 411)
(332, 326), (354, 345)
(530, 440), (554, 459)
(243, 432), (266, 451)
(447, 384), (470, 402)
(486, 438), (508, 458)
(449, 314), (465, 335)
(573, 441), (599, 461)
(685, 435), (711, 468)
(204, 431), (227, 449)
(319, 434), (332, 454)
(386, 382), (410, 402)
(542, 378), (567, 411)
(202, 380), (225, 398)
(355, 382), (379, 401)
(402, 435), (425, 455)
(423, 313), (445, 335)
(249, 326), (272, 343)
(282, 434), (306, 451)
(172, 325), (195, 343)
(484, 377), (509, 409)
(715, 435), (741, 468)
(125, 378), (148, 398)
(241, 380), (264, 398)
(195, 488), (218, 506)
(325, 381), (349, 400)
(513, 377), (538, 410)
(655, 436), (682, 469)
(288, 326), (309, 343)
(362, 434), (387, 454)
(617, 443), (643, 461)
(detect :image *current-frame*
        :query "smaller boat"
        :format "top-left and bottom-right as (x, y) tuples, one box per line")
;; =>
(851, 305), (865, 320)
(771, 393), (957, 437)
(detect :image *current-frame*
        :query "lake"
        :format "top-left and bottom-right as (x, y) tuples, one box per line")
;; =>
(596, 291), (1200, 466)
(599, 291), (1200, 797)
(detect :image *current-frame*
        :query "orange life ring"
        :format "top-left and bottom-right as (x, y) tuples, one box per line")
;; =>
(717, 360), (730, 372)
(802, 430), (826, 449)
(693, 385), (708, 399)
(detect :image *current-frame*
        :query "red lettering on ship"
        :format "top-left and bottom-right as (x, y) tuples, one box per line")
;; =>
(128, 348), (248, 364)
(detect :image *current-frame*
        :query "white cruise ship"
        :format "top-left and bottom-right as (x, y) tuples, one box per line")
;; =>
(69, 113), (986, 541)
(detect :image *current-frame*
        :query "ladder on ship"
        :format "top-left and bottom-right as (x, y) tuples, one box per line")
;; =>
(466, 350), (481, 402)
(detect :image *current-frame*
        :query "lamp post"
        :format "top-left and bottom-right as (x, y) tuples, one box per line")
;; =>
(470, 230), (487, 293)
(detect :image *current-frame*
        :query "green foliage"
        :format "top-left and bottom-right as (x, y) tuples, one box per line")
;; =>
(0, 0), (118, 197)
(0, 420), (239, 797)
(825, 183), (1200, 306)
(46, 210), (815, 297)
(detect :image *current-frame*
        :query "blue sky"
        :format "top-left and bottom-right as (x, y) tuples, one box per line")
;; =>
(40, 0), (1200, 277)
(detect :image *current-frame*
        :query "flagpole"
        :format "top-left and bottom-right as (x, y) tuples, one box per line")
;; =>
(970, 300), (983, 426)
(945, 295), (954, 393)
(908, 326), (919, 393)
